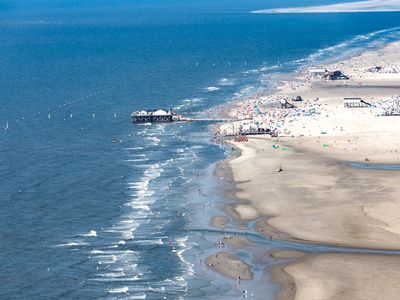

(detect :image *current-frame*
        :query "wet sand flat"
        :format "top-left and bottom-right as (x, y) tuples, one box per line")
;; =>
(206, 252), (253, 280)
(278, 252), (400, 300)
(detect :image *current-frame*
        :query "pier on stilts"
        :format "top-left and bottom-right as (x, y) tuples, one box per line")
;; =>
(179, 117), (233, 122)
(131, 108), (233, 124)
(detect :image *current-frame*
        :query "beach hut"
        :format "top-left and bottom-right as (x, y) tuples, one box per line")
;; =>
(293, 96), (303, 102)
(280, 99), (296, 109)
(343, 98), (371, 108)
(323, 71), (349, 80)
(367, 66), (382, 73)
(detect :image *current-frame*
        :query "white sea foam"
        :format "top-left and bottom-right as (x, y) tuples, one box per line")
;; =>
(123, 147), (144, 150)
(100, 162), (162, 248)
(175, 276), (185, 282)
(56, 241), (88, 247)
(132, 154), (147, 157)
(119, 219), (137, 224)
(97, 254), (118, 264)
(85, 156), (168, 290)
(183, 98), (202, 104)
(175, 236), (188, 250)
(234, 85), (255, 98)
(128, 181), (149, 190)
(111, 221), (139, 240)
(97, 269), (126, 278)
(302, 27), (400, 65)
(133, 188), (154, 197)
(137, 133), (148, 140)
(175, 97), (203, 109)
(82, 230), (97, 237)
(205, 86), (219, 92)
(144, 168), (162, 177)
(174, 104), (185, 110)
(111, 267), (124, 272)
(125, 158), (149, 162)
(147, 136), (160, 145)
(240, 85), (255, 94)
(147, 286), (165, 292)
(190, 145), (203, 149)
(128, 203), (151, 211)
(155, 124), (166, 133)
(91, 275), (140, 282)
(259, 64), (280, 72)
(122, 230), (135, 240)
(218, 78), (235, 86)
(244, 69), (261, 75)
(173, 236), (194, 276)
(135, 238), (164, 246)
(108, 287), (129, 293)
(93, 250), (136, 256)
(129, 295), (146, 299)
(102, 229), (117, 233)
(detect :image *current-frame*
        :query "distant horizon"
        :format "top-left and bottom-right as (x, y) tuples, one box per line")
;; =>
(253, 0), (400, 13)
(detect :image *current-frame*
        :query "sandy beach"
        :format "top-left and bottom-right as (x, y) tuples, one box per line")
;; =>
(205, 252), (253, 280)
(210, 40), (400, 299)
(275, 252), (400, 300)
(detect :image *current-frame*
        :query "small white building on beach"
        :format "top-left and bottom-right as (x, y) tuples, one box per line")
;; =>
(343, 98), (371, 108)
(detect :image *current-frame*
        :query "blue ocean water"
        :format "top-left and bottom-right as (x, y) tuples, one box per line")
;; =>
(1, 0), (400, 299)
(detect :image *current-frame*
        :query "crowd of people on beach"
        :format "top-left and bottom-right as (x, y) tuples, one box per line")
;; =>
(214, 92), (325, 138)
(365, 64), (400, 74)
(211, 60), (400, 140)
(376, 95), (400, 116)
